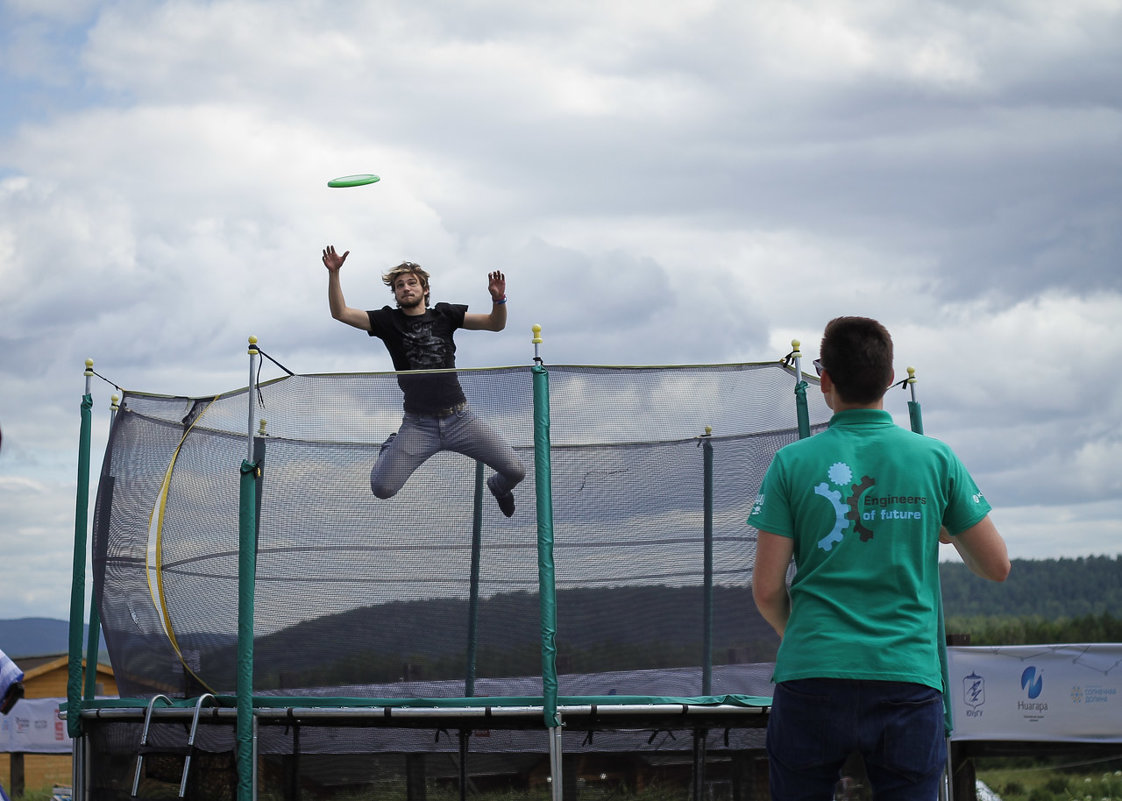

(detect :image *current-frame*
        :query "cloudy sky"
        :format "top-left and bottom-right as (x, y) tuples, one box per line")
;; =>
(1, 0), (1119, 623)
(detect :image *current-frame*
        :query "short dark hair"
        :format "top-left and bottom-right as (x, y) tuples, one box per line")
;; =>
(819, 317), (893, 404)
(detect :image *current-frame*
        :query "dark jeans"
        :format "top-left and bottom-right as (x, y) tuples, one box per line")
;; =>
(767, 678), (947, 801)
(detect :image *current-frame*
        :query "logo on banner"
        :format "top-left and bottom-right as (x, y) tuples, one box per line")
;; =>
(1018, 666), (1047, 722)
(963, 671), (985, 717)
(1071, 684), (1117, 705)
(1021, 667), (1043, 698)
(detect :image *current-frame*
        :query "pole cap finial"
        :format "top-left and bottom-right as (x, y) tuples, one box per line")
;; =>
(248, 335), (259, 354)
(532, 324), (542, 344)
(907, 366), (917, 383)
(791, 339), (801, 350)
(84, 358), (94, 375)
(259, 419), (267, 436)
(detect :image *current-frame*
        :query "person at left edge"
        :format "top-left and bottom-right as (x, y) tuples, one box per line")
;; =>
(321, 245), (526, 517)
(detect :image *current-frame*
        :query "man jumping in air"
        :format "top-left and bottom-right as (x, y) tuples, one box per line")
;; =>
(322, 245), (526, 516)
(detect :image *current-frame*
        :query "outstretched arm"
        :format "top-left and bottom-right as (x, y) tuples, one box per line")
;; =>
(463, 271), (508, 331)
(941, 515), (1011, 582)
(753, 530), (794, 638)
(322, 245), (371, 331)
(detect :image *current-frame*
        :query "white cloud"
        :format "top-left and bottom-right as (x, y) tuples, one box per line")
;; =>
(2, 0), (99, 22)
(986, 500), (1122, 560)
(0, 0), (1119, 622)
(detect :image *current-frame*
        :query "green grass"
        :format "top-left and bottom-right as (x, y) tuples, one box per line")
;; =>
(252, 782), (691, 801)
(18, 758), (1122, 800)
(976, 756), (1122, 801)
(11, 790), (62, 801)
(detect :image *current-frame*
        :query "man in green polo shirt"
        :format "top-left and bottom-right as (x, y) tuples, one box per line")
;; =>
(749, 316), (1010, 801)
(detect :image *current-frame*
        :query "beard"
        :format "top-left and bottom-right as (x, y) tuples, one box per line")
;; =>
(398, 295), (425, 311)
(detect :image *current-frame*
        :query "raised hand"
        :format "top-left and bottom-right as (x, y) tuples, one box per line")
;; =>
(322, 245), (349, 272)
(488, 270), (506, 301)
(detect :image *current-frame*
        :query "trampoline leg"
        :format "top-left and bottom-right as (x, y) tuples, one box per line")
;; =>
(692, 729), (708, 801)
(548, 725), (563, 801)
(72, 733), (84, 801)
(459, 731), (469, 801)
(941, 736), (954, 801)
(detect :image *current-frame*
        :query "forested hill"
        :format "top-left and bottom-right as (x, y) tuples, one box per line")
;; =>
(940, 555), (1121, 619)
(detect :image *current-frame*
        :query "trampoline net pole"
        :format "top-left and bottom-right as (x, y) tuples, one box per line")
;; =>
(533, 361), (559, 729)
(906, 369), (953, 738)
(702, 432), (714, 695)
(237, 340), (260, 801)
(67, 362), (94, 739)
(466, 461), (484, 697)
(794, 379), (811, 440)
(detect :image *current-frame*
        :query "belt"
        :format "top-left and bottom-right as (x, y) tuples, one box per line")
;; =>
(431, 401), (467, 418)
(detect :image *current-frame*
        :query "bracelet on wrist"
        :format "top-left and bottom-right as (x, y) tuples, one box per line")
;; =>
(494, 296), (507, 304)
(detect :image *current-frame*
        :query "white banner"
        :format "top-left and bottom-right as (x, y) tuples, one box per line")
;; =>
(948, 644), (1122, 742)
(0, 698), (70, 754)
(4, 650), (1119, 750)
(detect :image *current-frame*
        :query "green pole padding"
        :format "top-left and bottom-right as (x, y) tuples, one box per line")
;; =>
(237, 459), (259, 801)
(908, 400), (924, 436)
(83, 599), (101, 701)
(67, 393), (93, 738)
(701, 435), (714, 696)
(533, 363), (559, 728)
(906, 400), (923, 436)
(86, 474), (116, 701)
(253, 436), (266, 550)
(466, 460), (485, 697)
(795, 380), (811, 440)
(937, 588), (953, 735)
(907, 397), (950, 732)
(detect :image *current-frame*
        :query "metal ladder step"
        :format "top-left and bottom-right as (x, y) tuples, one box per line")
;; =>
(131, 693), (216, 798)
(136, 744), (194, 757)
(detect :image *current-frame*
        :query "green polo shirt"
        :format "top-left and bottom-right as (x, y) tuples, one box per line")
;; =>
(748, 409), (991, 690)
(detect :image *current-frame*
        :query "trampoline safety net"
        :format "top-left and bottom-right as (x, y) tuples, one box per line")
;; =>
(92, 362), (830, 700)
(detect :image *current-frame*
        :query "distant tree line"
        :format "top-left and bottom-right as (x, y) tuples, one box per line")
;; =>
(945, 612), (1122, 646)
(941, 555), (1122, 645)
(240, 556), (1121, 688)
(940, 555), (1121, 618)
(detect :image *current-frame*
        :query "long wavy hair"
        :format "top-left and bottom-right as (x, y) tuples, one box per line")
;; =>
(382, 261), (431, 307)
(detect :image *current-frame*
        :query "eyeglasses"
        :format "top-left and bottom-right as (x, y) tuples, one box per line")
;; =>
(813, 359), (824, 377)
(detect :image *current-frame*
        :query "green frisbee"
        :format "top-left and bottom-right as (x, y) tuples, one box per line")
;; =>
(327, 174), (381, 188)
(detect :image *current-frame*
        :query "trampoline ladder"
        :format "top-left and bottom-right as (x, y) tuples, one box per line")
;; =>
(131, 693), (217, 798)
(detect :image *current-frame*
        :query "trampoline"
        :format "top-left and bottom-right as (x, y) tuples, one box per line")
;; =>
(64, 335), (831, 799)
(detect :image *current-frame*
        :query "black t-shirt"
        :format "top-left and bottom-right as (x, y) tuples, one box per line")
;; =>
(367, 302), (468, 414)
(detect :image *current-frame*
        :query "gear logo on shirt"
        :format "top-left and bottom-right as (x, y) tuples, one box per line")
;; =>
(813, 461), (876, 551)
